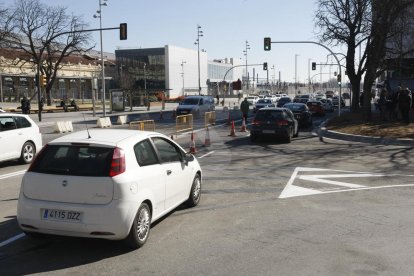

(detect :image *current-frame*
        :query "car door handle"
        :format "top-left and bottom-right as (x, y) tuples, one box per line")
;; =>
(166, 170), (172, 175)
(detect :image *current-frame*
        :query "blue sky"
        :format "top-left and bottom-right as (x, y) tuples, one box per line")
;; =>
(34, 0), (343, 83)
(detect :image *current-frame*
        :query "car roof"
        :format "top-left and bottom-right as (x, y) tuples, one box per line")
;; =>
(48, 129), (163, 146)
(257, 107), (287, 111)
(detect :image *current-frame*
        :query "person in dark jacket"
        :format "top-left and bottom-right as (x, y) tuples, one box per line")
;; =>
(398, 84), (412, 124)
(240, 97), (250, 123)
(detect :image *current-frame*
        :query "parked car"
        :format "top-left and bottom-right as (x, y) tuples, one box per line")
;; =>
(294, 94), (312, 103)
(283, 103), (313, 128)
(246, 95), (259, 105)
(0, 113), (42, 164)
(250, 107), (298, 143)
(332, 96), (345, 107)
(306, 100), (326, 116)
(320, 98), (334, 112)
(277, 96), (292, 107)
(253, 98), (274, 112)
(176, 96), (215, 118)
(17, 129), (202, 249)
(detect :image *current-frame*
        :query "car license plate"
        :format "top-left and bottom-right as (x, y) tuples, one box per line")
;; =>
(262, 130), (275, 134)
(42, 209), (82, 222)
(181, 111), (188, 114)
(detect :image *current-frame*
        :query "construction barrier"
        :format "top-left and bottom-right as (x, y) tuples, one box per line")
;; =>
(176, 114), (193, 134)
(204, 111), (216, 127)
(117, 115), (127, 125)
(96, 117), (112, 128)
(129, 120), (155, 131)
(54, 121), (74, 133)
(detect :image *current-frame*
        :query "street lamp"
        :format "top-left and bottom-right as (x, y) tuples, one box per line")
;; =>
(295, 54), (299, 95)
(181, 60), (186, 96)
(93, 0), (108, 116)
(243, 40), (250, 92)
(194, 25), (203, 95)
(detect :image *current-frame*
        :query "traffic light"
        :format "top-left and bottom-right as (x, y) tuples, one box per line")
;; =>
(337, 74), (341, 85)
(264, 37), (271, 51)
(312, 62), (316, 70)
(120, 23), (127, 40)
(263, 62), (268, 70)
(40, 74), (46, 87)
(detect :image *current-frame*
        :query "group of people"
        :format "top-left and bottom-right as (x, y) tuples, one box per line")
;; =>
(376, 84), (413, 124)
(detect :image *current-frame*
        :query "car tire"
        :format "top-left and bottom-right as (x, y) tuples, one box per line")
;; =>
(20, 141), (36, 164)
(286, 128), (292, 143)
(187, 174), (201, 207)
(293, 127), (299, 138)
(125, 203), (151, 249)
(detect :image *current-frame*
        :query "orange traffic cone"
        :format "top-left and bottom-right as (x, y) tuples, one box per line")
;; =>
(240, 118), (247, 132)
(228, 120), (236, 137)
(204, 126), (211, 147)
(159, 110), (164, 120)
(189, 132), (197, 153)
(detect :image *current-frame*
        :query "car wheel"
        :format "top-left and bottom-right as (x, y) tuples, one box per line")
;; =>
(125, 203), (151, 249)
(286, 128), (292, 143)
(293, 127), (299, 138)
(20, 141), (35, 164)
(187, 174), (201, 207)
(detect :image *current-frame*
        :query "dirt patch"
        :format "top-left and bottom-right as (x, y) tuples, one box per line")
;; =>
(326, 112), (414, 139)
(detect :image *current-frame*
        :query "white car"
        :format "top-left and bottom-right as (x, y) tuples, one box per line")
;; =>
(0, 113), (42, 164)
(17, 129), (202, 248)
(246, 95), (259, 105)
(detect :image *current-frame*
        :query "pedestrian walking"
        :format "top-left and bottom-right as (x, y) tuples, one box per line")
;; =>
(397, 84), (412, 124)
(378, 89), (387, 121)
(216, 94), (220, 105)
(240, 97), (249, 123)
(20, 96), (30, 114)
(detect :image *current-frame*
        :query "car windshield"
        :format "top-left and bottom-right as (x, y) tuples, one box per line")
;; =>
(30, 145), (114, 176)
(181, 98), (199, 105)
(285, 104), (305, 111)
(257, 99), (272, 104)
(255, 110), (287, 120)
(279, 97), (291, 103)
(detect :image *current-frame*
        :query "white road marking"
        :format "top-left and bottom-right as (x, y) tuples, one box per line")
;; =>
(199, 151), (215, 159)
(0, 170), (26, 180)
(279, 167), (414, 199)
(0, 233), (25, 248)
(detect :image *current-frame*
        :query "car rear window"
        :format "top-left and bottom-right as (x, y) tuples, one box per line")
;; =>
(255, 110), (287, 120)
(285, 104), (305, 111)
(30, 145), (114, 176)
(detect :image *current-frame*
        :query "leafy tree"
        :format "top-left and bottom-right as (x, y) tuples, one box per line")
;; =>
(9, 0), (92, 105)
(315, 0), (414, 120)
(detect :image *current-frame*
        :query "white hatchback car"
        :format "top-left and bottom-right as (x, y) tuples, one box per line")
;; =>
(17, 129), (202, 248)
(0, 113), (42, 164)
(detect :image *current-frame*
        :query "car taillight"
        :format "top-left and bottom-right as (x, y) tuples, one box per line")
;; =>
(252, 120), (262, 125)
(109, 147), (126, 177)
(277, 120), (289, 126)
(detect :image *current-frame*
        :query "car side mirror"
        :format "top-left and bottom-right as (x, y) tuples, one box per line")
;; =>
(181, 152), (194, 165)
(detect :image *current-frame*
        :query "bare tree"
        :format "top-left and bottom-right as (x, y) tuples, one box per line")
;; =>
(315, 0), (371, 111)
(9, 0), (92, 105)
(315, 0), (414, 120)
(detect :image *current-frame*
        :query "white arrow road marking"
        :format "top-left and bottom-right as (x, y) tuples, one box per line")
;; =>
(279, 167), (414, 199)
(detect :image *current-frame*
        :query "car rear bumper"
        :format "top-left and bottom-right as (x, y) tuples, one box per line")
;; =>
(250, 127), (289, 138)
(17, 195), (136, 240)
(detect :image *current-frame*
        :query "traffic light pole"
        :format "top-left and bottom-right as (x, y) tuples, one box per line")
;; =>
(265, 40), (342, 116)
(222, 63), (264, 106)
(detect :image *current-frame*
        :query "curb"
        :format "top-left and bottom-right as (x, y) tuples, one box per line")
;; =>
(317, 119), (414, 147)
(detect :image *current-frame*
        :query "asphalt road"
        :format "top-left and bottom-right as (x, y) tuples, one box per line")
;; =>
(1, 110), (414, 275)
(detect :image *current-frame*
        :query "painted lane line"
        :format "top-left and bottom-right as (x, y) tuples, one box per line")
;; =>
(199, 151), (215, 159)
(0, 233), (25, 248)
(0, 170), (26, 180)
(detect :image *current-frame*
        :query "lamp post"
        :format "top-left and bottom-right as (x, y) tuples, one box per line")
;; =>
(243, 40), (250, 93)
(308, 58), (312, 93)
(194, 25), (203, 95)
(295, 54), (299, 95)
(181, 60), (186, 96)
(93, 0), (107, 116)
